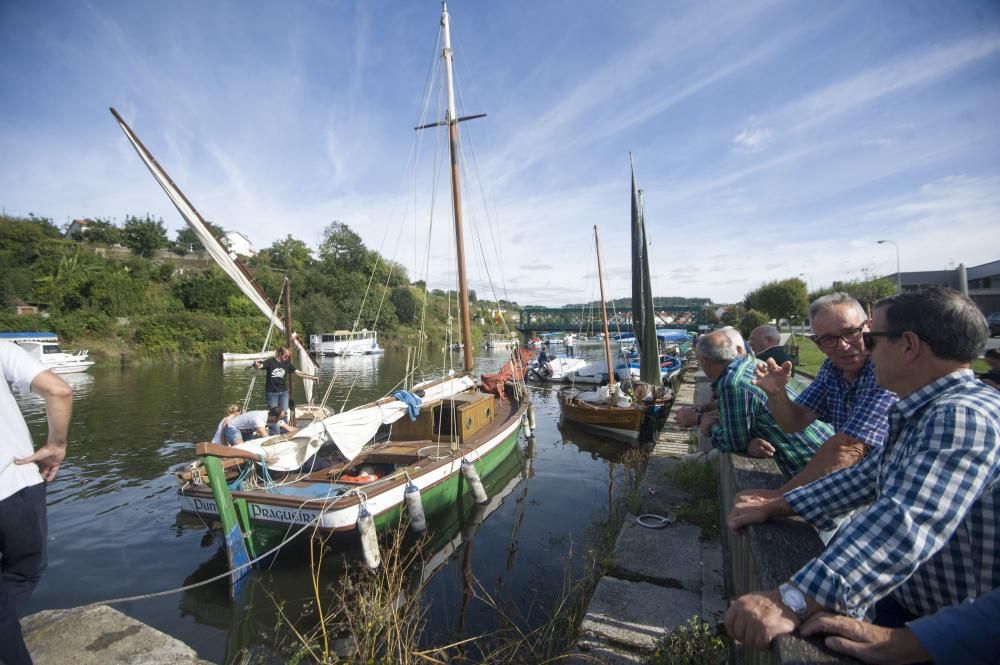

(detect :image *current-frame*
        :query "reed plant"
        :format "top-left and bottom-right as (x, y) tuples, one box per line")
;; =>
(277, 448), (647, 663)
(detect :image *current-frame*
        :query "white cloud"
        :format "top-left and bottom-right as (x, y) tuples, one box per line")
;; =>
(732, 128), (774, 151)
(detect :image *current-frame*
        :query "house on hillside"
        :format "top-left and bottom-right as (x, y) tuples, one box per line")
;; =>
(64, 219), (91, 238)
(221, 231), (256, 258)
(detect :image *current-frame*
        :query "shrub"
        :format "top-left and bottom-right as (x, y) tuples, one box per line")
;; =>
(649, 616), (726, 665)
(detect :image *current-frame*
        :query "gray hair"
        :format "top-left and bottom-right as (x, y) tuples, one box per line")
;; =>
(752, 325), (780, 346)
(718, 326), (746, 354)
(697, 331), (739, 363)
(809, 293), (867, 326)
(875, 287), (989, 362)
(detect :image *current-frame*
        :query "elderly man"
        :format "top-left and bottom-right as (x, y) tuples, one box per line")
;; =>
(674, 325), (748, 429)
(1, 342), (73, 665)
(695, 331), (832, 478)
(725, 288), (1000, 649)
(749, 325), (790, 366)
(751, 293), (897, 493)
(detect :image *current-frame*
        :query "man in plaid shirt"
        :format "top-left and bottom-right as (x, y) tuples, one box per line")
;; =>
(751, 293), (898, 495)
(695, 330), (832, 479)
(724, 288), (999, 649)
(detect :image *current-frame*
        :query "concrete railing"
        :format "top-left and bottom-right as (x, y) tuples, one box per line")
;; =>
(719, 454), (858, 664)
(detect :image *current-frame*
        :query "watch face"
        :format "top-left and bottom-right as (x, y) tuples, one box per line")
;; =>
(780, 583), (807, 617)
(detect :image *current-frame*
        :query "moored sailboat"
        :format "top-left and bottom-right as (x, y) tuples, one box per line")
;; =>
(115, 2), (529, 581)
(558, 162), (672, 444)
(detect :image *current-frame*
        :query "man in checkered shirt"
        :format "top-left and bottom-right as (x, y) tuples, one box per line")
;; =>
(750, 293), (898, 496)
(724, 287), (999, 650)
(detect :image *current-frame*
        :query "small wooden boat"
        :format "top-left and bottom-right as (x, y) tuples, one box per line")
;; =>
(221, 351), (273, 363)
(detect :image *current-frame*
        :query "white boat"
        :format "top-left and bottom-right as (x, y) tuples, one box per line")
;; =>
(221, 351), (273, 362)
(527, 356), (589, 382)
(1, 333), (95, 374)
(483, 332), (517, 350)
(310, 330), (383, 356)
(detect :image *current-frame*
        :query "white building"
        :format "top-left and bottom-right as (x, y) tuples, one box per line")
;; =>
(221, 231), (256, 258)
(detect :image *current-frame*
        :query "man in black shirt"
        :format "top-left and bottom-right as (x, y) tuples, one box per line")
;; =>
(254, 347), (318, 426)
(750, 325), (791, 367)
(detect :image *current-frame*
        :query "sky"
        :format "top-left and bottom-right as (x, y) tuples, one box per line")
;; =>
(1, 0), (998, 307)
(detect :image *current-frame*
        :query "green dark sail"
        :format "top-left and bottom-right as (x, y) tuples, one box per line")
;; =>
(631, 159), (660, 384)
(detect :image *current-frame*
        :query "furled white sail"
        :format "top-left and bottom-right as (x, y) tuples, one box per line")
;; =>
(111, 109), (317, 400)
(235, 374), (476, 471)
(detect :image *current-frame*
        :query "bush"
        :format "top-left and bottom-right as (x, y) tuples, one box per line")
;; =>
(648, 616), (726, 665)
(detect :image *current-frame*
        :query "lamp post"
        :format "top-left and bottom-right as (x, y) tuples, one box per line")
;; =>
(877, 240), (901, 293)
(798, 273), (812, 333)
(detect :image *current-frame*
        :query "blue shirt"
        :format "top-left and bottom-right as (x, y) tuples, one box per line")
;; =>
(908, 589), (1000, 665)
(787, 370), (1000, 618)
(794, 357), (897, 448)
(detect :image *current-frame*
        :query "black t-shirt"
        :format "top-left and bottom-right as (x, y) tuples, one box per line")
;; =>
(261, 357), (296, 393)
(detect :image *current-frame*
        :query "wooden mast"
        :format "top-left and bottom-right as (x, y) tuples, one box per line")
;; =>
(283, 277), (296, 423)
(594, 226), (616, 396)
(441, 2), (474, 373)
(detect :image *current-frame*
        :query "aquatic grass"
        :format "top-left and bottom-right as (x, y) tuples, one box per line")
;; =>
(667, 458), (720, 539)
(272, 449), (648, 663)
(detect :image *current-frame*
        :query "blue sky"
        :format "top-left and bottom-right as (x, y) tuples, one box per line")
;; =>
(1, 1), (998, 306)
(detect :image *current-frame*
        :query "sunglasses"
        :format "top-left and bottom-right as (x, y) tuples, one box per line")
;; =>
(862, 331), (902, 349)
(811, 325), (865, 350)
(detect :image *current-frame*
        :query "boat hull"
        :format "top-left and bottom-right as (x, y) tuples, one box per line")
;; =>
(556, 389), (643, 444)
(178, 399), (526, 550)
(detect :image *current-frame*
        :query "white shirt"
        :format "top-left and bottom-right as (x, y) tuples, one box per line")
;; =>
(211, 411), (268, 443)
(0, 342), (46, 502)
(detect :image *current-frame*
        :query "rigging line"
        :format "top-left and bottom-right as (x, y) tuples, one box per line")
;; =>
(453, 79), (510, 305)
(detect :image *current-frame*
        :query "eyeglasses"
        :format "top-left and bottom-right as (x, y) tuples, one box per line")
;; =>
(811, 325), (865, 350)
(862, 331), (903, 350)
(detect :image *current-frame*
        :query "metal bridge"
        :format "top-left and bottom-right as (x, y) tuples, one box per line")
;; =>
(517, 306), (702, 334)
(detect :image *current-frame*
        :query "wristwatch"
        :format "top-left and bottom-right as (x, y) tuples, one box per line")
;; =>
(778, 582), (809, 621)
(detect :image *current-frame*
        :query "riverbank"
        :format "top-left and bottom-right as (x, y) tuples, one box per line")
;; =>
(568, 368), (728, 663)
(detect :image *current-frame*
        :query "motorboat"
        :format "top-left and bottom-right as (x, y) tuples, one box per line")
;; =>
(1, 332), (95, 374)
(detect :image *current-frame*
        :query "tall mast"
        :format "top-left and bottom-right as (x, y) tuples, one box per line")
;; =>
(594, 226), (616, 394)
(442, 2), (474, 373)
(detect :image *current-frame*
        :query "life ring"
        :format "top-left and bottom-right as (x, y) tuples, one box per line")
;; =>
(341, 466), (381, 484)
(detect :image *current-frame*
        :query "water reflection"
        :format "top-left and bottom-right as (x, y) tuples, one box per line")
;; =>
(21, 346), (636, 662)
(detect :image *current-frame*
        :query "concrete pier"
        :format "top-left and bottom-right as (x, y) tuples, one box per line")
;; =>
(570, 369), (725, 663)
(21, 605), (212, 665)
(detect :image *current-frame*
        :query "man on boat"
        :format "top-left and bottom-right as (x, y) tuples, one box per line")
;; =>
(725, 288), (999, 649)
(1, 342), (73, 665)
(564, 333), (576, 357)
(253, 347), (318, 414)
(749, 325), (791, 367)
(746, 293), (897, 496)
(212, 406), (297, 444)
(695, 331), (831, 479)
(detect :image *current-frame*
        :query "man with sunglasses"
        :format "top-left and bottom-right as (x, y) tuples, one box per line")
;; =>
(750, 293), (897, 495)
(724, 288), (999, 652)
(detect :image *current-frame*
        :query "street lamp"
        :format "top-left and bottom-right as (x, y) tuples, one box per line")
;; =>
(877, 240), (901, 293)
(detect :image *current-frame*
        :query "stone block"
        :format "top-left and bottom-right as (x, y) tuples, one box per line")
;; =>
(610, 519), (702, 592)
(579, 577), (701, 652)
(22, 605), (212, 665)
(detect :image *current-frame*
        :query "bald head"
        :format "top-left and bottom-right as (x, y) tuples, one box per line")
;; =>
(696, 331), (741, 381)
(717, 326), (747, 356)
(749, 325), (780, 354)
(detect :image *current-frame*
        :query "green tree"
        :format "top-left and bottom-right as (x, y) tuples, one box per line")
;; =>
(78, 219), (123, 245)
(175, 220), (224, 254)
(261, 235), (314, 273)
(122, 215), (168, 257)
(744, 278), (808, 330)
(812, 277), (897, 314)
(391, 287), (418, 324)
(173, 267), (241, 313)
(739, 309), (770, 338)
(319, 221), (370, 273)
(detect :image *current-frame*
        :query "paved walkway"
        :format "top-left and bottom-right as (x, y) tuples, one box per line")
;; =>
(569, 366), (726, 663)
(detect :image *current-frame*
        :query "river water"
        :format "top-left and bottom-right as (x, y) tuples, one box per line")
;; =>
(16, 345), (633, 663)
